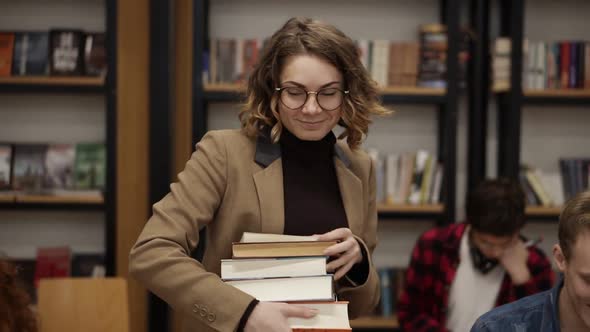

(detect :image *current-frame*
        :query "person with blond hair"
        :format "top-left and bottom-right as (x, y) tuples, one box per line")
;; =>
(472, 190), (590, 331)
(130, 17), (389, 332)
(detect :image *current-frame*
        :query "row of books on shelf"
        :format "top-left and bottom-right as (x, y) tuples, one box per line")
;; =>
(203, 23), (469, 90)
(369, 149), (443, 206)
(493, 38), (590, 91)
(0, 143), (105, 196)
(222, 232), (351, 331)
(519, 158), (589, 208)
(0, 30), (106, 77)
(6, 246), (105, 303)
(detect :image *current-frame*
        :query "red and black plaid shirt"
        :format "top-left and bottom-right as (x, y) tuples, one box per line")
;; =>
(397, 223), (554, 332)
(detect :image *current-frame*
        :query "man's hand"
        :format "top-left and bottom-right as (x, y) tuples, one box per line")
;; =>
(316, 228), (363, 280)
(244, 302), (317, 332)
(499, 239), (531, 285)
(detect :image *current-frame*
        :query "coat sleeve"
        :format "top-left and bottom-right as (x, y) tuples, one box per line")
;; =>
(129, 131), (254, 332)
(336, 156), (380, 319)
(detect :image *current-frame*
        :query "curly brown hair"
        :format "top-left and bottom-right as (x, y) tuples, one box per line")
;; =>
(0, 259), (37, 332)
(239, 17), (391, 149)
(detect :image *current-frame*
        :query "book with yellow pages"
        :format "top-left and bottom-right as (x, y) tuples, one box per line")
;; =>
(233, 232), (336, 258)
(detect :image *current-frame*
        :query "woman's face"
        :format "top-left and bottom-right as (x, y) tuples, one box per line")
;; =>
(277, 54), (343, 141)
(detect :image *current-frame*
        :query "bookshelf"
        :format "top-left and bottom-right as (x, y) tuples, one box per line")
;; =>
(468, 0), (590, 215)
(0, 0), (116, 273)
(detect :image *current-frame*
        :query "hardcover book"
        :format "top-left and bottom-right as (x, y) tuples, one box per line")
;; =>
(12, 144), (48, 192)
(0, 32), (15, 76)
(74, 143), (105, 190)
(0, 144), (12, 189)
(83, 32), (106, 76)
(49, 29), (84, 75)
(12, 31), (49, 76)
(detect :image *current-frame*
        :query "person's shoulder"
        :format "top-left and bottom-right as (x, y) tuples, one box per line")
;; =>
(336, 140), (370, 163)
(472, 290), (549, 330)
(202, 129), (250, 141)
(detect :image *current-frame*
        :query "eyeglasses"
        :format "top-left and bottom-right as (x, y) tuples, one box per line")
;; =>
(275, 86), (349, 111)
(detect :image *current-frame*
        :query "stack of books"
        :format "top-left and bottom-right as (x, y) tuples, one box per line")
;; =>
(222, 232), (352, 331)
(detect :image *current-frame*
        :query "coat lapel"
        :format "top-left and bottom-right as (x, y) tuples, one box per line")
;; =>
(253, 134), (285, 234)
(252, 160), (285, 235)
(334, 153), (363, 236)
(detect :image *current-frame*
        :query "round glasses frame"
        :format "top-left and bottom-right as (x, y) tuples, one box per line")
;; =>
(275, 87), (349, 111)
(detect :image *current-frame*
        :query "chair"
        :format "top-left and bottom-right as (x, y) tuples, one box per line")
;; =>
(37, 277), (130, 332)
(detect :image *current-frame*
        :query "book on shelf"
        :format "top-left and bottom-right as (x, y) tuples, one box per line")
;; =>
(12, 31), (49, 76)
(49, 29), (85, 76)
(45, 143), (76, 189)
(83, 32), (107, 77)
(0, 32), (15, 76)
(0, 144), (13, 190)
(221, 256), (327, 280)
(74, 143), (106, 190)
(11, 144), (47, 192)
(33, 246), (71, 289)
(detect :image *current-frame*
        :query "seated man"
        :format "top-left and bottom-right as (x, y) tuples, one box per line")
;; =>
(471, 190), (590, 332)
(398, 179), (554, 332)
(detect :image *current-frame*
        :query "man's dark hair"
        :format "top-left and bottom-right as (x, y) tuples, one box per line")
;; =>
(466, 178), (526, 236)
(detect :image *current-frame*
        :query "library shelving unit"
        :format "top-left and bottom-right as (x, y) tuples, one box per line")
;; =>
(0, 0), (117, 275)
(187, 0), (462, 330)
(468, 0), (589, 221)
(192, 0), (462, 228)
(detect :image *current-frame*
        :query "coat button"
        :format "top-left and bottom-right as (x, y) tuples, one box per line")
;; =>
(207, 313), (216, 322)
(199, 308), (207, 317)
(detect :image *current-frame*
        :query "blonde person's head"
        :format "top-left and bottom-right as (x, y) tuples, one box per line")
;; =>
(240, 17), (390, 149)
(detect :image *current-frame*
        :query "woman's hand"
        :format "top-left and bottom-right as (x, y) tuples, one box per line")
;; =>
(316, 228), (363, 280)
(244, 302), (317, 332)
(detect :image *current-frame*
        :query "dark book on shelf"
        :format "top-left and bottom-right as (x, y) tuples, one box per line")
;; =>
(0, 32), (15, 76)
(83, 32), (106, 77)
(71, 253), (105, 277)
(11, 144), (48, 192)
(44, 143), (76, 189)
(74, 143), (106, 190)
(49, 29), (84, 76)
(11, 31), (50, 76)
(0, 144), (13, 189)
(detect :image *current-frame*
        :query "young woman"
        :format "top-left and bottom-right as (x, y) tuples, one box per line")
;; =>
(130, 17), (389, 332)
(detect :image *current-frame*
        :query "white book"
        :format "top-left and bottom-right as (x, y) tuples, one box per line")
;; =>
(240, 232), (318, 243)
(288, 302), (351, 330)
(538, 172), (565, 206)
(221, 256), (327, 280)
(225, 275), (334, 302)
(385, 153), (399, 204)
(430, 163), (443, 204)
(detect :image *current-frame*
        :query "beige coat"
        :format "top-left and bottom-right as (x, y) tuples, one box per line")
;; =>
(129, 129), (380, 332)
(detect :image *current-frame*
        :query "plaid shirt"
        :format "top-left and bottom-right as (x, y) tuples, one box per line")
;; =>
(397, 223), (555, 332)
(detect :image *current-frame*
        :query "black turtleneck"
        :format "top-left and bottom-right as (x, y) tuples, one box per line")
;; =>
(280, 128), (348, 236)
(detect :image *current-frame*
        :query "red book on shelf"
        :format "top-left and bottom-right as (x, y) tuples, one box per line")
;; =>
(560, 42), (570, 88)
(33, 246), (72, 288)
(0, 32), (15, 76)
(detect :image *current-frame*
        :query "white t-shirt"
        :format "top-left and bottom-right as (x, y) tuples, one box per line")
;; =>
(446, 227), (505, 332)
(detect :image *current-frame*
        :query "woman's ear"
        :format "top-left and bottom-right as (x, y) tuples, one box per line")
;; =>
(553, 244), (567, 272)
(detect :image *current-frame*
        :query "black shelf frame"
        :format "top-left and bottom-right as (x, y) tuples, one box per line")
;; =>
(0, 201), (105, 211)
(193, 0), (462, 225)
(523, 95), (590, 105)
